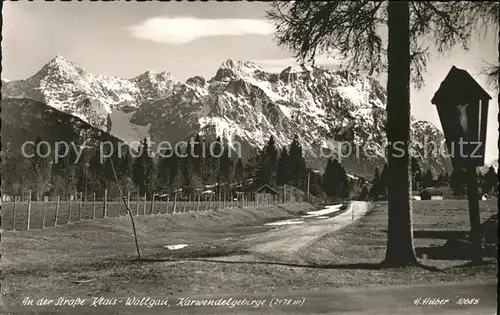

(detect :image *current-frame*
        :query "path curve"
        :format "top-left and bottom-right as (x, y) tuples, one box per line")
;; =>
(245, 201), (369, 257)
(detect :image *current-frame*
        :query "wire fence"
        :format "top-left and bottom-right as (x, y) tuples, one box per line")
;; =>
(1, 189), (297, 231)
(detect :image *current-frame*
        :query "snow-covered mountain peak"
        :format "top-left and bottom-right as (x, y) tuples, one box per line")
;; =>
(213, 59), (265, 81)
(35, 54), (89, 82)
(3, 56), (451, 175)
(132, 70), (174, 81)
(2, 56), (178, 128)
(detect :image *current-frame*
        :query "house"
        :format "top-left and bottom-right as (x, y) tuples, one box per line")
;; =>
(420, 189), (444, 200)
(254, 184), (280, 204)
(255, 184), (279, 195)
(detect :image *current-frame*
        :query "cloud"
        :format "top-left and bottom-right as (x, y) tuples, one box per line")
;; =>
(128, 17), (274, 44)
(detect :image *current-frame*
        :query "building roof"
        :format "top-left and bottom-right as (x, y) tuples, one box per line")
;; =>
(431, 66), (492, 106)
(254, 184), (279, 195)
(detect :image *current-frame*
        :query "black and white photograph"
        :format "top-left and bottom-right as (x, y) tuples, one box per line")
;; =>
(1, 1), (498, 314)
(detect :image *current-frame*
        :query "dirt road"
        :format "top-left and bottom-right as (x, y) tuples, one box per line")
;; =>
(237, 201), (369, 260)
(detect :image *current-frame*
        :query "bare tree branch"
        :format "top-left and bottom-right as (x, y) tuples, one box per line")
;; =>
(267, 1), (386, 76)
(267, 1), (494, 90)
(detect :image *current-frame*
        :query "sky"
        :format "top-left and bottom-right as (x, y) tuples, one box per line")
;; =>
(2, 1), (498, 164)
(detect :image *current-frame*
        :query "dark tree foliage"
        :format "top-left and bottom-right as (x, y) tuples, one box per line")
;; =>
(133, 138), (156, 195)
(234, 158), (245, 185)
(482, 166), (498, 194)
(276, 146), (290, 186)
(288, 135), (307, 190)
(450, 168), (466, 197)
(255, 136), (278, 187)
(411, 157), (422, 190)
(423, 169), (434, 188)
(322, 158), (349, 199)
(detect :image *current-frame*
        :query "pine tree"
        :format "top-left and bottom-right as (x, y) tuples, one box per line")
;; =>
(411, 157), (422, 190)
(423, 169), (434, 188)
(211, 137), (223, 195)
(234, 158), (244, 185)
(338, 165), (350, 199)
(201, 138), (211, 185)
(157, 146), (173, 191)
(322, 158), (337, 198)
(133, 138), (156, 195)
(379, 163), (389, 196)
(443, 171), (450, 185)
(182, 139), (194, 189)
(322, 158), (347, 199)
(276, 146), (290, 186)
(255, 136), (278, 187)
(482, 166), (498, 194)
(437, 173), (444, 187)
(29, 136), (51, 200)
(450, 169), (466, 197)
(88, 148), (104, 196)
(120, 148), (134, 182)
(220, 146), (234, 184)
(169, 148), (181, 192)
(288, 135), (307, 189)
(192, 134), (203, 175)
(369, 167), (381, 199)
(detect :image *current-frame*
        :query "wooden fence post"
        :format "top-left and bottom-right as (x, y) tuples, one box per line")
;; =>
(172, 192), (177, 213)
(218, 190), (221, 211)
(27, 190), (32, 230)
(223, 188), (226, 209)
(283, 184), (286, 203)
(103, 189), (108, 217)
(79, 192), (83, 220)
(42, 198), (47, 229)
(12, 197), (16, 231)
(142, 192), (146, 215)
(55, 195), (60, 226)
(68, 193), (72, 223)
(136, 192), (140, 216)
(197, 193), (201, 212)
(92, 192), (96, 219)
(166, 195), (170, 214)
(150, 193), (155, 215)
(159, 195), (163, 214)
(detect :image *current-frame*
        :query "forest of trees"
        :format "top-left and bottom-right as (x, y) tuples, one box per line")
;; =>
(368, 156), (498, 200)
(1, 134), (353, 202)
(4, 131), (495, 203)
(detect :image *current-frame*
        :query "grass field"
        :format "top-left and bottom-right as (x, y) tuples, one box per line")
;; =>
(300, 200), (498, 268)
(1, 199), (497, 310)
(0, 200), (255, 230)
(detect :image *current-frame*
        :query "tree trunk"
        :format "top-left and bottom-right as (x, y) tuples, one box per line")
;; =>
(465, 167), (483, 264)
(383, 0), (418, 266)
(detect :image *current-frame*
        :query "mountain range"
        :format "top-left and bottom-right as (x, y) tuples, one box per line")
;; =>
(1, 55), (453, 177)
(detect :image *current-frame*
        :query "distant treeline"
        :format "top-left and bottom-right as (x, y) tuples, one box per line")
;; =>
(2, 133), (356, 202)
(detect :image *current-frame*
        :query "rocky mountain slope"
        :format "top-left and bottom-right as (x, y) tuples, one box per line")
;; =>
(1, 97), (122, 161)
(1, 55), (176, 127)
(2, 56), (451, 176)
(131, 59), (450, 175)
